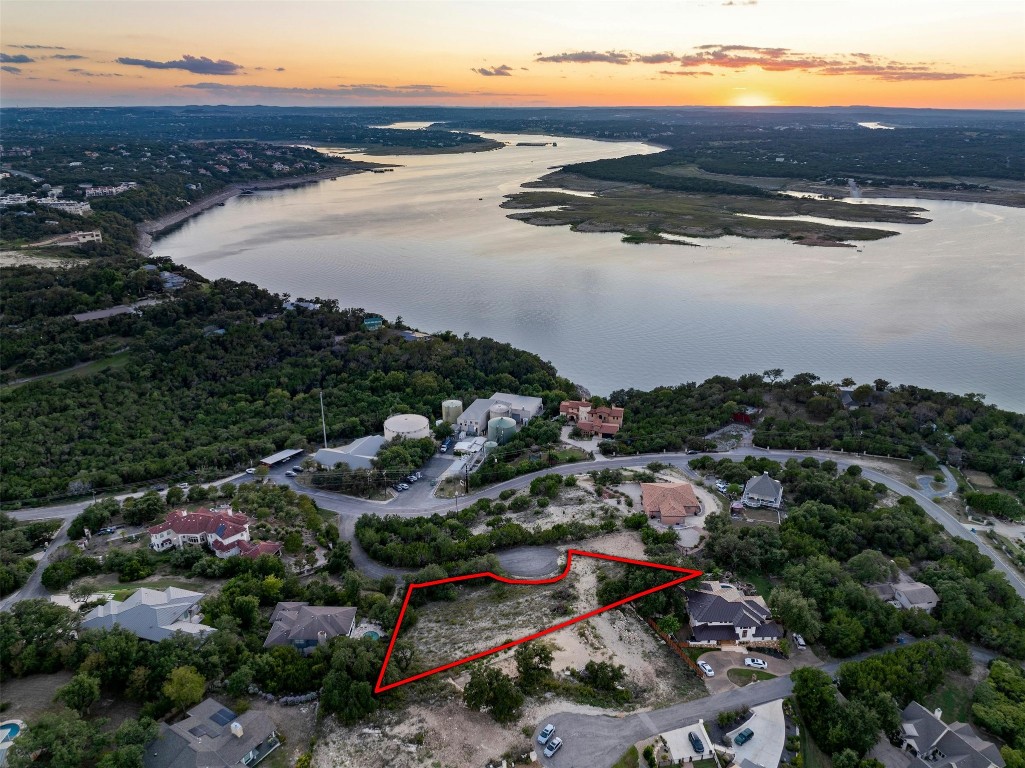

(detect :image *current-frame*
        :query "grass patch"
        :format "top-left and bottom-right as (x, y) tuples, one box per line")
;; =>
(741, 571), (774, 598)
(612, 746), (639, 768)
(921, 675), (976, 724)
(693, 760), (719, 768)
(727, 668), (777, 686)
(798, 712), (833, 768)
(109, 577), (210, 601)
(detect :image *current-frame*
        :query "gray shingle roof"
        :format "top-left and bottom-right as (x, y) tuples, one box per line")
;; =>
(144, 698), (278, 768)
(263, 602), (356, 648)
(901, 702), (1004, 768)
(743, 472), (783, 502)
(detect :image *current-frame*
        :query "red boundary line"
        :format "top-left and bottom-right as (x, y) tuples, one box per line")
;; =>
(373, 549), (702, 693)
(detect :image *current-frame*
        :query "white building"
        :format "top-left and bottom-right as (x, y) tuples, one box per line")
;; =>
(456, 392), (544, 436)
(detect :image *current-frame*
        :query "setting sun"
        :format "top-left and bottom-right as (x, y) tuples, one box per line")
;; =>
(730, 92), (777, 107)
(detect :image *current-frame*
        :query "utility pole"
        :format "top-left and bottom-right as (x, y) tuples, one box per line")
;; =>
(320, 390), (328, 449)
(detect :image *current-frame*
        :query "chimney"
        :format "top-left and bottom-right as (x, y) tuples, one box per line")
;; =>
(318, 630), (328, 645)
(230, 722), (244, 738)
(933, 708), (942, 720)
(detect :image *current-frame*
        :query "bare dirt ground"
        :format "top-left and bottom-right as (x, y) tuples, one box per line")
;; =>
(0, 671), (71, 721)
(342, 530), (704, 767)
(470, 483), (623, 535)
(247, 698), (319, 765)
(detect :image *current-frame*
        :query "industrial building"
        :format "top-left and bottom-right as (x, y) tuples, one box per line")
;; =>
(455, 392), (544, 437)
(314, 435), (387, 470)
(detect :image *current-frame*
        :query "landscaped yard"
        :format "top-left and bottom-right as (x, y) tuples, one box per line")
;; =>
(612, 746), (639, 768)
(727, 668), (777, 686)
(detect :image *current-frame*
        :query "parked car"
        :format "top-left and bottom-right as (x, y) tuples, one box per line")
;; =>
(537, 724), (555, 745)
(392, 484), (404, 492)
(177, 482), (190, 490)
(698, 660), (714, 676)
(715, 481), (728, 492)
(284, 471), (296, 478)
(689, 732), (705, 753)
(744, 657), (768, 669)
(734, 728), (754, 746)
(543, 737), (563, 758)
(292, 466), (304, 473)
(406, 475), (418, 483)
(398, 483), (410, 490)
(245, 467), (256, 474)
(793, 634), (806, 649)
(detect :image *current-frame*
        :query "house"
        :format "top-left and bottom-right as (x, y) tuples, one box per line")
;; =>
(684, 582), (784, 644)
(838, 389), (859, 410)
(642, 483), (701, 525)
(81, 587), (214, 642)
(263, 602), (356, 653)
(148, 508), (281, 560)
(143, 698), (280, 768)
(870, 579), (939, 613)
(456, 392), (544, 436)
(900, 702), (1004, 768)
(894, 582), (939, 612)
(560, 400), (624, 438)
(314, 434), (387, 471)
(742, 472), (783, 509)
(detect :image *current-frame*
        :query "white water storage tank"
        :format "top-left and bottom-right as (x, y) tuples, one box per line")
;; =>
(483, 440), (499, 456)
(384, 414), (431, 441)
(487, 416), (517, 445)
(441, 399), (463, 423)
(489, 402), (511, 421)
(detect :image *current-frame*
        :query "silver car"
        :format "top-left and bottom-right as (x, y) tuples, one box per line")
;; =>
(537, 724), (555, 745)
(543, 737), (563, 758)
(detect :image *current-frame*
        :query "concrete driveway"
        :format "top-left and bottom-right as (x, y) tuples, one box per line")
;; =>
(699, 650), (795, 695)
(728, 699), (786, 768)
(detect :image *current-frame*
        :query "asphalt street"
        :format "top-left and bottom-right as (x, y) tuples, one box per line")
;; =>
(5, 448), (1024, 603)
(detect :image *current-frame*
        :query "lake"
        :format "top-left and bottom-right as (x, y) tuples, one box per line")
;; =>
(153, 132), (1025, 412)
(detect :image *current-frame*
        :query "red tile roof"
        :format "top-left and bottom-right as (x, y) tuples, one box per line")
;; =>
(578, 420), (621, 436)
(239, 540), (283, 558)
(560, 400), (590, 415)
(641, 483), (701, 525)
(148, 508), (249, 540)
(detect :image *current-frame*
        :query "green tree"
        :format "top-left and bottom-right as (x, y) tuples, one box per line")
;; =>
(464, 666), (524, 723)
(514, 641), (554, 692)
(5, 711), (105, 768)
(768, 587), (822, 640)
(845, 550), (897, 584)
(162, 665), (206, 712)
(56, 672), (101, 715)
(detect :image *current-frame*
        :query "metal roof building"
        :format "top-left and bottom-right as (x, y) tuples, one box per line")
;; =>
(81, 586), (214, 642)
(314, 435), (387, 471)
(260, 448), (304, 467)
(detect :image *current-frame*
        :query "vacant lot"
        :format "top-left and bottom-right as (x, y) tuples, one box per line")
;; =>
(0, 671), (71, 722)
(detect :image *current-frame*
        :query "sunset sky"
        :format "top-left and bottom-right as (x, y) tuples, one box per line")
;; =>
(2, 0), (1024, 109)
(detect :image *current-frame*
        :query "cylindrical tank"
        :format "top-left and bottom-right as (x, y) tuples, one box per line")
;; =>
(487, 416), (517, 445)
(384, 413), (431, 441)
(483, 440), (499, 455)
(441, 399), (463, 423)
(489, 402), (510, 421)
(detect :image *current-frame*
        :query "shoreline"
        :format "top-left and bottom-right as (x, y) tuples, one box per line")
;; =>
(135, 164), (384, 256)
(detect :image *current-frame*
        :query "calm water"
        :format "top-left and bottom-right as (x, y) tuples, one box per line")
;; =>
(154, 133), (1025, 412)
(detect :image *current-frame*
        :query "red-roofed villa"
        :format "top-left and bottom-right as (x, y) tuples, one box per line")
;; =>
(642, 482), (702, 526)
(148, 508), (281, 560)
(560, 400), (624, 438)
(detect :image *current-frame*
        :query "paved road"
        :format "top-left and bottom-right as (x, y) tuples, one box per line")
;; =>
(537, 640), (999, 768)
(0, 520), (69, 611)
(6, 449), (1024, 602)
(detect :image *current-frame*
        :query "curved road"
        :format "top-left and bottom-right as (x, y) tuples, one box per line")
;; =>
(5, 449), (1024, 603)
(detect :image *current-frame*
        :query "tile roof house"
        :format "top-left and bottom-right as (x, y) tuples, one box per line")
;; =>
(900, 702), (1004, 768)
(148, 509), (281, 560)
(263, 602), (357, 653)
(81, 587), (214, 642)
(143, 698), (280, 768)
(742, 472), (784, 509)
(642, 483), (702, 526)
(560, 400), (624, 438)
(684, 582), (784, 644)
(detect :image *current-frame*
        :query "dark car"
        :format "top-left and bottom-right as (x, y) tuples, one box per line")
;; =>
(689, 732), (705, 753)
(735, 728), (754, 746)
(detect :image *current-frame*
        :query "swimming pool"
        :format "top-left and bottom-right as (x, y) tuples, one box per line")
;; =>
(362, 631), (380, 640)
(0, 721), (23, 742)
